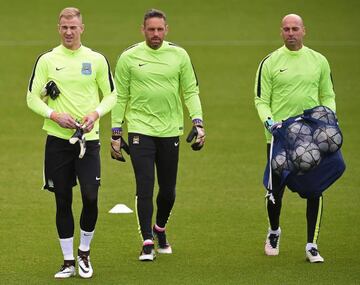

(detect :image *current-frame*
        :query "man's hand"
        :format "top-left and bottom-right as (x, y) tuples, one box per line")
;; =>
(186, 119), (206, 151)
(264, 118), (282, 134)
(81, 111), (99, 133)
(110, 128), (130, 162)
(50, 112), (77, 129)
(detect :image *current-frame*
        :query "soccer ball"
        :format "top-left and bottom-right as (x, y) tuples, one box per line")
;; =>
(290, 141), (321, 173)
(286, 121), (313, 145)
(271, 149), (293, 176)
(313, 125), (343, 153)
(309, 106), (337, 125)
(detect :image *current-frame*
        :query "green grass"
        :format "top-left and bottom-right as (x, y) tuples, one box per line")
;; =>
(0, 0), (359, 284)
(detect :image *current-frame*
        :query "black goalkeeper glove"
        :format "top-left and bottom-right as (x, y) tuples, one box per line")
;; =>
(45, 80), (60, 100)
(186, 119), (206, 151)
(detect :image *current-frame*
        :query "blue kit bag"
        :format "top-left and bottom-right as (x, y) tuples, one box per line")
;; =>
(263, 106), (346, 199)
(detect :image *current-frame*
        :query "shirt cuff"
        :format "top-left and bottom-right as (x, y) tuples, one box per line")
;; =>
(95, 108), (102, 118)
(47, 109), (54, 118)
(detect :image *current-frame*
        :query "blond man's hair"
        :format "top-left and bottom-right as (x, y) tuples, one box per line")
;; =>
(59, 7), (82, 22)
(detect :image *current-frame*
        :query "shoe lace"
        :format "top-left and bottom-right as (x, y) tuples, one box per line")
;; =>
(269, 234), (279, 248)
(79, 254), (89, 267)
(309, 247), (319, 256)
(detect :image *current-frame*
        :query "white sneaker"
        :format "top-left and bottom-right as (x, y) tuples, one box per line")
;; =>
(54, 263), (76, 279)
(306, 247), (324, 263)
(77, 250), (93, 278)
(139, 240), (156, 261)
(265, 228), (281, 256)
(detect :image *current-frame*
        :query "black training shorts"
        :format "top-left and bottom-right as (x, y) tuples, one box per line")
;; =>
(43, 135), (100, 192)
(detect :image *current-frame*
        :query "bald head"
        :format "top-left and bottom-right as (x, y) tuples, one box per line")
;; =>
(282, 14), (304, 27)
(281, 14), (306, 51)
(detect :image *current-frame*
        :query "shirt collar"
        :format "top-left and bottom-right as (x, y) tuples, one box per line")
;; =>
(282, 45), (306, 56)
(60, 44), (83, 55)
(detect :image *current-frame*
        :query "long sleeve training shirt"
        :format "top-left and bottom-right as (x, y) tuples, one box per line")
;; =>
(27, 44), (116, 140)
(111, 41), (203, 137)
(254, 45), (335, 142)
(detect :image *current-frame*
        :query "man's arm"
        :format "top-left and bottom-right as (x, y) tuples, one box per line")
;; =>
(180, 50), (203, 121)
(254, 56), (273, 123)
(81, 55), (117, 133)
(319, 57), (336, 112)
(27, 54), (77, 129)
(111, 54), (131, 129)
(26, 55), (54, 118)
(93, 55), (117, 118)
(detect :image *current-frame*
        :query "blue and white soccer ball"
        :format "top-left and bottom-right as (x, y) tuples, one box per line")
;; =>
(271, 149), (293, 176)
(286, 121), (313, 145)
(313, 125), (343, 153)
(290, 141), (322, 174)
(309, 106), (337, 125)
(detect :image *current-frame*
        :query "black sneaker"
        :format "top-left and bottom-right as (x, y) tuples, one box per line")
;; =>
(139, 240), (156, 261)
(153, 226), (172, 254)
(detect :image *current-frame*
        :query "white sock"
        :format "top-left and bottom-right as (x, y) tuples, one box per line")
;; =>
(79, 229), (94, 252)
(268, 227), (281, 235)
(59, 237), (74, 260)
(306, 243), (318, 251)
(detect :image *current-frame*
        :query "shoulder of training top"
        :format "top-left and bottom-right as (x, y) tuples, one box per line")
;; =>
(28, 49), (53, 92)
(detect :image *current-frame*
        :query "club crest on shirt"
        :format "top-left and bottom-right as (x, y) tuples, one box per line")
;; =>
(81, 63), (92, 75)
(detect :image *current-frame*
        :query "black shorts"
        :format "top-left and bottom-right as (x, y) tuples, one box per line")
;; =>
(43, 135), (101, 192)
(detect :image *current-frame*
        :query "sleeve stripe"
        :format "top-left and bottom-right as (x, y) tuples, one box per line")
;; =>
(123, 43), (139, 52)
(28, 50), (52, 92)
(191, 63), (199, 86)
(256, 54), (271, 98)
(104, 56), (115, 92)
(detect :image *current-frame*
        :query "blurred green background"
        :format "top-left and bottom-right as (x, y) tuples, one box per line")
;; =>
(0, 0), (359, 284)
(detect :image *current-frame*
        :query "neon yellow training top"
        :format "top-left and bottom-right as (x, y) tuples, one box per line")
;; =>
(254, 45), (336, 142)
(111, 41), (203, 137)
(27, 44), (116, 140)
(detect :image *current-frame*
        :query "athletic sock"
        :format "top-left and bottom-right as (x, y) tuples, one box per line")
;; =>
(306, 242), (318, 251)
(268, 227), (281, 235)
(79, 229), (94, 252)
(59, 237), (74, 260)
(154, 224), (165, 232)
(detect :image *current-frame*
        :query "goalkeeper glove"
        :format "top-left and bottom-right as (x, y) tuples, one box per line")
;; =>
(69, 122), (86, 159)
(110, 128), (130, 162)
(264, 117), (281, 134)
(44, 80), (60, 100)
(186, 119), (205, 151)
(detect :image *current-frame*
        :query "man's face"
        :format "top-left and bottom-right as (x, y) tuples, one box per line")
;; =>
(142, 17), (168, 49)
(281, 16), (305, 51)
(58, 16), (84, 50)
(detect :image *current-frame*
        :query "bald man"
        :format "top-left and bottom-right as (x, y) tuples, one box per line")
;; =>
(254, 14), (336, 263)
